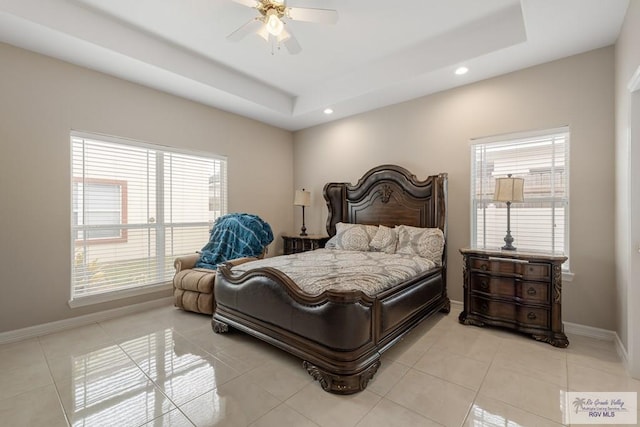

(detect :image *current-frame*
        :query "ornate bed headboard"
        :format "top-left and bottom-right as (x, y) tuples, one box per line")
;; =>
(323, 164), (448, 238)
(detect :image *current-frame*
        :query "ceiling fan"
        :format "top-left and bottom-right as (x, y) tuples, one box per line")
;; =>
(227, 0), (338, 54)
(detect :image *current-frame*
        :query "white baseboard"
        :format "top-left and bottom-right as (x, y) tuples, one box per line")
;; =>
(560, 322), (633, 373)
(562, 323), (635, 379)
(563, 321), (617, 341)
(0, 297), (173, 345)
(614, 332), (630, 372)
(450, 299), (463, 308)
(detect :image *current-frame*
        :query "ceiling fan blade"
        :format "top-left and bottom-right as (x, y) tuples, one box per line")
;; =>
(287, 7), (338, 24)
(257, 23), (269, 41)
(231, 0), (259, 8)
(227, 18), (263, 41)
(279, 28), (302, 54)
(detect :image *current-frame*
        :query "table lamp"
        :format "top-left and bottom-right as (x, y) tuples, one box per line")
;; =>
(494, 174), (524, 251)
(294, 189), (311, 236)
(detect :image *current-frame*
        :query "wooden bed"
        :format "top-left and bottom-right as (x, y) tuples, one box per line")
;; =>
(212, 165), (449, 394)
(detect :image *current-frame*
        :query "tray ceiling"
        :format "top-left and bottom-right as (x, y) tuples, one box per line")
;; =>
(0, 0), (629, 130)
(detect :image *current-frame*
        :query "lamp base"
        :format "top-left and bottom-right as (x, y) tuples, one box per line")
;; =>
(501, 202), (516, 250)
(502, 232), (516, 251)
(299, 206), (308, 236)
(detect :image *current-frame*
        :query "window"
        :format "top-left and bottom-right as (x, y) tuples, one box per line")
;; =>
(470, 127), (569, 263)
(73, 178), (127, 243)
(71, 132), (227, 306)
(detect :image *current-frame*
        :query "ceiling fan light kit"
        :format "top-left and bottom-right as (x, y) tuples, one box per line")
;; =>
(266, 11), (284, 36)
(228, 0), (338, 55)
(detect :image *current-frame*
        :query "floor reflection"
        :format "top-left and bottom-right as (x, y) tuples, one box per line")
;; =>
(60, 328), (236, 425)
(120, 329), (235, 405)
(66, 343), (174, 426)
(467, 404), (524, 427)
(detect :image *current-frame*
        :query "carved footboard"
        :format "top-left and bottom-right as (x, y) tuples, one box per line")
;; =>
(213, 263), (448, 394)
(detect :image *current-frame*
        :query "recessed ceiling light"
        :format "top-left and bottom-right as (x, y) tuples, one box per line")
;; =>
(455, 66), (469, 75)
(324, 108), (334, 115)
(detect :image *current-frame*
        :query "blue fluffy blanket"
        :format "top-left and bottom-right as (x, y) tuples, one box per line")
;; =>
(195, 213), (273, 270)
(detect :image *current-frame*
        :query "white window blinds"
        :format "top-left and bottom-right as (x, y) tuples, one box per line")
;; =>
(71, 132), (227, 303)
(470, 127), (569, 258)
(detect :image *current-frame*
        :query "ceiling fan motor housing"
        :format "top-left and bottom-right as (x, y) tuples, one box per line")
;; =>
(257, 0), (287, 19)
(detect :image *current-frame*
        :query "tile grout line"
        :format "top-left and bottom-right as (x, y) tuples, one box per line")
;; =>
(38, 334), (73, 427)
(459, 331), (503, 427)
(374, 328), (466, 426)
(260, 401), (320, 427)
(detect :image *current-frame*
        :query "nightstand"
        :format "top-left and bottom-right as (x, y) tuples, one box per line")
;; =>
(282, 234), (329, 255)
(459, 247), (569, 347)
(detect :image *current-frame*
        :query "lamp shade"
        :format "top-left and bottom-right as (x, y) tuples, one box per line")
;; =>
(494, 176), (524, 203)
(294, 189), (311, 207)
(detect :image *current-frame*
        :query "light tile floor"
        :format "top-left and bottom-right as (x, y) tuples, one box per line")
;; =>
(1, 304), (638, 427)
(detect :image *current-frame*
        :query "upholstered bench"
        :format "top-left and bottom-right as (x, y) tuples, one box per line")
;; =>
(173, 254), (259, 315)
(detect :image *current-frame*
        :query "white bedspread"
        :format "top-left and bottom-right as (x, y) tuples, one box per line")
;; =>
(230, 249), (437, 296)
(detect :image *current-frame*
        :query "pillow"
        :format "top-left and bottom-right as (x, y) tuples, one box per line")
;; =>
(324, 234), (338, 249)
(330, 222), (378, 251)
(370, 225), (398, 254)
(396, 225), (445, 266)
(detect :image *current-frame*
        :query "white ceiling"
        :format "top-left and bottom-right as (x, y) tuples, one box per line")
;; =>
(0, 0), (629, 131)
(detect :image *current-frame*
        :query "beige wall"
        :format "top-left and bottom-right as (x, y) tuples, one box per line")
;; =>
(0, 40), (621, 334)
(615, 0), (640, 370)
(294, 47), (616, 330)
(0, 42), (294, 333)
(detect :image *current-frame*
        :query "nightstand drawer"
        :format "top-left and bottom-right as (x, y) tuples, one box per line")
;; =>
(470, 296), (515, 319)
(470, 275), (548, 303)
(470, 297), (549, 328)
(518, 282), (549, 303)
(516, 307), (549, 328)
(470, 275), (513, 297)
(521, 263), (550, 280)
(470, 257), (550, 279)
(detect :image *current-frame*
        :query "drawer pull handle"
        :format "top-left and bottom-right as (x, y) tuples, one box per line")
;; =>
(481, 302), (489, 312)
(527, 312), (537, 320)
(527, 287), (536, 296)
(480, 263), (488, 271)
(480, 280), (489, 290)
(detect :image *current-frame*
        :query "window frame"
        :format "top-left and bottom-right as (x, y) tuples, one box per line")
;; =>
(469, 127), (571, 272)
